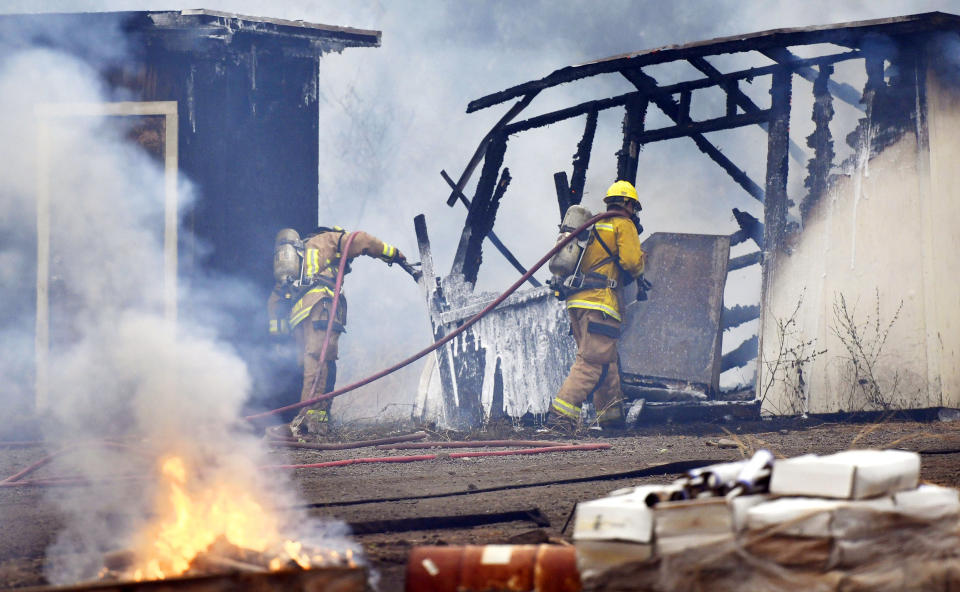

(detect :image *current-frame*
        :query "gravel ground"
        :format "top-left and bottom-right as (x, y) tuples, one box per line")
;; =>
(0, 417), (958, 590)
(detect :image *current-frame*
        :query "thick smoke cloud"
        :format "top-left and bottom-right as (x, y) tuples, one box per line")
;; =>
(0, 12), (358, 585)
(4, 0), (958, 419)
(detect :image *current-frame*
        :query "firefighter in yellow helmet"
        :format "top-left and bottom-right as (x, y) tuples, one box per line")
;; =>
(268, 226), (408, 437)
(546, 180), (645, 432)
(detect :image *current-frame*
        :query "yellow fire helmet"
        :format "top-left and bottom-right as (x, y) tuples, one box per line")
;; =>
(604, 180), (641, 209)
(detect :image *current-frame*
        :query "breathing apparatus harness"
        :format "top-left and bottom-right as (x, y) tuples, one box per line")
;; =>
(550, 209), (643, 301)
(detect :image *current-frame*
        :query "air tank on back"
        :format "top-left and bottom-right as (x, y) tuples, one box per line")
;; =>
(548, 205), (594, 279)
(273, 228), (301, 285)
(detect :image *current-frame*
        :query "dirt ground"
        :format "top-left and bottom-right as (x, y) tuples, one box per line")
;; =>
(0, 416), (958, 591)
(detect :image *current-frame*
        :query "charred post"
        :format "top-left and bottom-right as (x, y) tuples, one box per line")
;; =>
(801, 64), (836, 223)
(441, 169), (540, 287)
(414, 215), (459, 427)
(569, 109), (598, 206)
(762, 68), (793, 259)
(616, 96), (647, 185)
(554, 171), (571, 218)
(451, 133), (508, 285)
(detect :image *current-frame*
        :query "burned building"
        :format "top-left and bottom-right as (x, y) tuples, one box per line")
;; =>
(8, 10), (380, 410)
(413, 12), (960, 428)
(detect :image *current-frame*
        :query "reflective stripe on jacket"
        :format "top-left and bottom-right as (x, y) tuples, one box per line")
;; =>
(566, 214), (644, 321)
(288, 230), (398, 329)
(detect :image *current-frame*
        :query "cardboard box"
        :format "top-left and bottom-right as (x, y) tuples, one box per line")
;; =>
(892, 484), (960, 519)
(573, 493), (655, 543)
(769, 450), (920, 499)
(745, 497), (895, 538)
(575, 540), (653, 579)
(653, 497), (732, 537)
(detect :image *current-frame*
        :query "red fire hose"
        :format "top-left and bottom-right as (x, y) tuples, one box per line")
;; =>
(304, 231), (359, 402)
(245, 211), (623, 421)
(376, 440), (565, 450)
(262, 443), (611, 470)
(0, 443), (611, 487)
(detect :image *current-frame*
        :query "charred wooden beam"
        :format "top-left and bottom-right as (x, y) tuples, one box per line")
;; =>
(501, 51), (859, 138)
(451, 131), (511, 284)
(468, 11), (950, 113)
(759, 67), (793, 376)
(761, 47), (866, 111)
(728, 250), (762, 271)
(415, 214), (459, 427)
(801, 64), (836, 223)
(450, 130), (505, 283)
(688, 56), (806, 162)
(554, 171), (572, 219)
(616, 97), (647, 185)
(447, 92), (538, 207)
(637, 108), (771, 143)
(731, 208), (763, 247)
(504, 91), (637, 135)
(649, 51), (860, 96)
(569, 109), (598, 205)
(762, 69), (793, 257)
(441, 169), (541, 287)
(722, 334), (759, 371)
(722, 304), (761, 331)
(621, 69), (765, 202)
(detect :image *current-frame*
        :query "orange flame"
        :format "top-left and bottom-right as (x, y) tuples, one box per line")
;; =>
(126, 455), (351, 580)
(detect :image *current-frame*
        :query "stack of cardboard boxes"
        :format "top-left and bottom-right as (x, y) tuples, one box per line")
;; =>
(574, 449), (960, 586)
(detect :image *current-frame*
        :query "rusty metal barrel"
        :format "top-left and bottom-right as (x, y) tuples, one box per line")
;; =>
(406, 544), (581, 592)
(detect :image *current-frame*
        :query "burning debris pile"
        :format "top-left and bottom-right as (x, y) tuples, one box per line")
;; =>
(96, 455), (356, 582)
(573, 449), (960, 590)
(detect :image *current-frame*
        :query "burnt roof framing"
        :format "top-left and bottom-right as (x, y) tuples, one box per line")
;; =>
(427, 12), (960, 408)
(465, 12), (960, 113)
(442, 13), (960, 291)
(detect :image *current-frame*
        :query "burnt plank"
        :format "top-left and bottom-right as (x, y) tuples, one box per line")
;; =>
(621, 69), (765, 202)
(727, 250), (763, 271)
(441, 169), (541, 287)
(569, 109), (598, 206)
(637, 109), (771, 143)
(762, 47), (865, 111)
(722, 334), (760, 371)
(801, 63), (836, 223)
(451, 133), (508, 283)
(447, 92), (538, 207)
(762, 68), (793, 257)
(467, 12), (954, 113)
(501, 50), (859, 137)
(616, 97), (647, 185)
(722, 304), (761, 331)
(731, 208), (764, 247)
(688, 55), (806, 162)
(554, 171), (571, 218)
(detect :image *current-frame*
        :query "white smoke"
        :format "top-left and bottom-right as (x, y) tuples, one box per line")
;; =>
(0, 14), (359, 586)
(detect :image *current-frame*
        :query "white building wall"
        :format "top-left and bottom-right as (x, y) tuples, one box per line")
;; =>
(759, 63), (960, 414)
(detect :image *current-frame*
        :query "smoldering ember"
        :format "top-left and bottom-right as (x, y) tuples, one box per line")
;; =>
(1, 5), (960, 592)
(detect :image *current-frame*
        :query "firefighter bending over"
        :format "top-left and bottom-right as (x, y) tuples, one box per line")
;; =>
(268, 226), (408, 437)
(546, 180), (645, 432)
